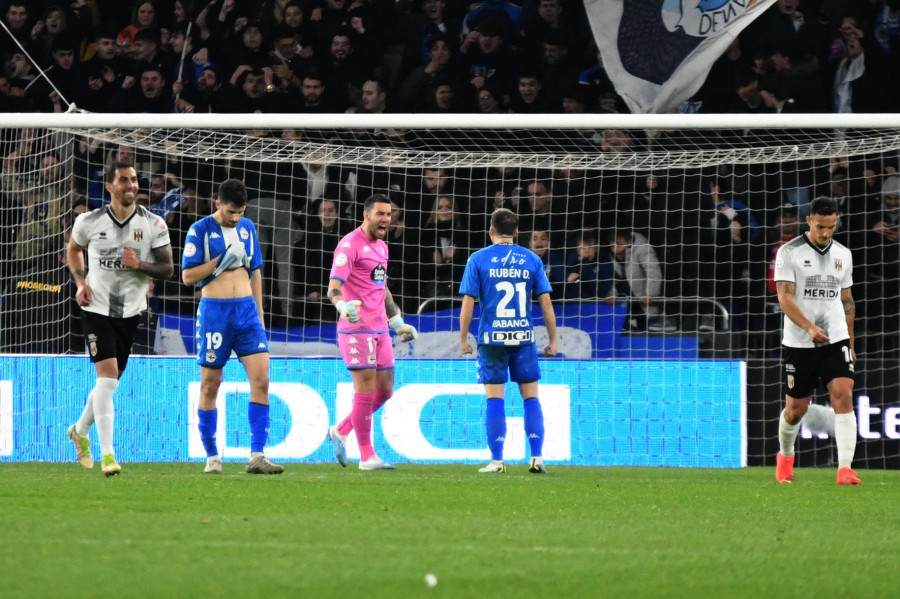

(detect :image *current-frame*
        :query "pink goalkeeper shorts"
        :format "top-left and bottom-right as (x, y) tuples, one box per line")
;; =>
(337, 330), (395, 370)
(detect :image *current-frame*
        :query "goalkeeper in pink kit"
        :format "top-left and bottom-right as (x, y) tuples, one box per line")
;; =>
(326, 194), (417, 470)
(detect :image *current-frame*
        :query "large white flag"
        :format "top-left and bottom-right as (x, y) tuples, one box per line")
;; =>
(585, 0), (777, 114)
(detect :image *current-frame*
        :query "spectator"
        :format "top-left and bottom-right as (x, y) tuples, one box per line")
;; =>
(462, 0), (522, 44)
(732, 68), (772, 113)
(352, 77), (388, 113)
(297, 70), (329, 112)
(508, 67), (553, 113)
(758, 72), (808, 113)
(279, 1), (314, 58)
(316, 29), (367, 111)
(395, 32), (459, 112)
(26, 35), (85, 113)
(177, 64), (229, 112)
(425, 81), (460, 112)
(862, 173), (900, 348)
(384, 199), (423, 314)
(130, 27), (175, 80)
(768, 39), (827, 112)
(565, 228), (613, 301)
(528, 229), (566, 299)
(1, 2), (37, 58)
(270, 24), (307, 91)
(609, 228), (668, 331)
(7, 151), (68, 270)
(169, 21), (209, 94)
(422, 193), (473, 298)
(0, 197), (79, 354)
(398, 0), (461, 82)
(474, 82), (503, 113)
(519, 176), (568, 234)
(704, 180), (763, 330)
(459, 16), (516, 99)
(750, 0), (826, 64)
(578, 50), (628, 113)
(299, 197), (352, 321)
(224, 19), (274, 74)
(535, 29), (579, 106)
(113, 65), (172, 113)
(231, 130), (307, 319)
(830, 16), (900, 113)
(173, 0), (197, 28)
(119, 1), (163, 57)
(80, 25), (128, 112)
(31, 4), (86, 67)
(6, 51), (37, 100)
(225, 66), (293, 112)
(310, 0), (351, 58)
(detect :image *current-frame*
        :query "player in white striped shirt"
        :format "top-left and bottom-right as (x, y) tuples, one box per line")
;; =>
(773, 197), (860, 485)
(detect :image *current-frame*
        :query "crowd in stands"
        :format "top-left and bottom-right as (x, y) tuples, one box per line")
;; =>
(0, 0), (898, 355)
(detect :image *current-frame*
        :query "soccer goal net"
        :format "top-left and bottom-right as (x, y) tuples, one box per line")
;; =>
(0, 112), (897, 469)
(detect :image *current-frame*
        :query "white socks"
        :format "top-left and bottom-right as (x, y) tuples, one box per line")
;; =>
(778, 410), (800, 458)
(834, 412), (857, 469)
(75, 390), (95, 437)
(92, 377), (119, 457)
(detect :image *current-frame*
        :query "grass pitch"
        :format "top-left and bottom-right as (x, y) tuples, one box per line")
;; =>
(1, 463), (897, 599)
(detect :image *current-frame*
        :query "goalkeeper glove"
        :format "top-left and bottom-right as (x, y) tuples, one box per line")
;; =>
(212, 243), (247, 278)
(390, 314), (418, 342)
(335, 299), (361, 323)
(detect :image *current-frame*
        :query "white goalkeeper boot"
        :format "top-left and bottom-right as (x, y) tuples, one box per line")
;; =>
(328, 425), (348, 467)
(359, 455), (395, 470)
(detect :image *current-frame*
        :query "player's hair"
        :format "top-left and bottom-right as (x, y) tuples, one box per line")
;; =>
(809, 196), (838, 217)
(217, 178), (248, 207)
(491, 208), (518, 237)
(363, 193), (391, 213)
(105, 161), (135, 183)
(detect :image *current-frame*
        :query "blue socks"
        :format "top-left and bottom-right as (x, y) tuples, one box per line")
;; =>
(198, 408), (218, 457)
(485, 398), (506, 461)
(200, 404), (271, 456)
(248, 402), (270, 454)
(523, 398), (545, 458)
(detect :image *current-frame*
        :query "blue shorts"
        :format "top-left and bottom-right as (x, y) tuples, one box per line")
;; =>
(195, 296), (268, 368)
(476, 343), (541, 385)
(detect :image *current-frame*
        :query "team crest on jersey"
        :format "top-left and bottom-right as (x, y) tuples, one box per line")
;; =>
(87, 333), (98, 357)
(206, 349), (216, 363)
(133, 229), (143, 241)
(834, 259), (842, 272)
(368, 353), (376, 365)
(240, 227), (249, 240)
(787, 374), (794, 389)
(371, 264), (386, 285)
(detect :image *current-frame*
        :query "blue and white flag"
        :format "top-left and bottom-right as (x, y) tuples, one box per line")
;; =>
(585, 0), (777, 114)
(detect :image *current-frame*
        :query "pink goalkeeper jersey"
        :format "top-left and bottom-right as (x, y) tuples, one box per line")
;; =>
(329, 227), (390, 333)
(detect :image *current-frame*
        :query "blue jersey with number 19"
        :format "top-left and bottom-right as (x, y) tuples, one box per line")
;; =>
(459, 243), (553, 347)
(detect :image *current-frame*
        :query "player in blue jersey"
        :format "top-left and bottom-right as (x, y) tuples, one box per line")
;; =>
(181, 179), (283, 475)
(459, 208), (558, 474)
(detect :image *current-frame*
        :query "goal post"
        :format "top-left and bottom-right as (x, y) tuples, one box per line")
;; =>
(0, 111), (897, 469)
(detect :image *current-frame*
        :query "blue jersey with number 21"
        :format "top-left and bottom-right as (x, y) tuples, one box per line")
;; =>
(459, 243), (553, 347)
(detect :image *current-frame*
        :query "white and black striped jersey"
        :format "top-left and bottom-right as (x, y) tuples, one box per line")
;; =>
(71, 205), (171, 318)
(774, 233), (853, 348)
